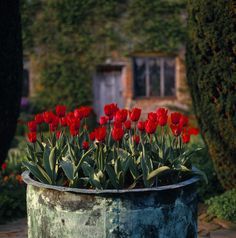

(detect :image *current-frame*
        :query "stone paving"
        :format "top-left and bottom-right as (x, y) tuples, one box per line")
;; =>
(0, 219), (27, 238)
(0, 205), (235, 238)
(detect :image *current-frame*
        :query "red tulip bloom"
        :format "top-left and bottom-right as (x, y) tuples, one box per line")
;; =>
(49, 117), (59, 132)
(171, 112), (182, 125)
(89, 131), (96, 141)
(82, 141), (89, 150)
(129, 108), (141, 121)
(124, 120), (131, 130)
(27, 132), (37, 143)
(60, 117), (67, 127)
(113, 121), (122, 128)
(182, 132), (190, 144)
(56, 105), (66, 118)
(56, 131), (61, 139)
(137, 121), (146, 131)
(156, 108), (168, 118)
(1, 163), (7, 170)
(148, 112), (157, 122)
(112, 127), (124, 141)
(179, 115), (189, 127)
(28, 121), (37, 132)
(66, 112), (76, 125)
(35, 113), (44, 124)
(133, 135), (140, 144)
(188, 127), (199, 135)
(104, 103), (119, 118)
(170, 124), (182, 137)
(99, 116), (108, 126)
(69, 124), (79, 137)
(74, 108), (83, 119)
(145, 120), (157, 134)
(158, 115), (168, 126)
(43, 111), (55, 124)
(80, 106), (92, 118)
(115, 109), (128, 123)
(95, 127), (107, 142)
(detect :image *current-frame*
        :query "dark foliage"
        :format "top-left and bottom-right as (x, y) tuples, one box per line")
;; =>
(186, 0), (236, 189)
(0, 1), (23, 165)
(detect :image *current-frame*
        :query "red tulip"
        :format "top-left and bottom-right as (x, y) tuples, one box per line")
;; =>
(56, 131), (61, 139)
(74, 108), (83, 119)
(56, 105), (66, 118)
(27, 132), (37, 143)
(158, 115), (168, 126)
(104, 103), (119, 118)
(179, 115), (189, 127)
(80, 106), (92, 118)
(112, 127), (124, 141)
(188, 127), (199, 135)
(137, 121), (146, 131)
(69, 124), (79, 137)
(113, 121), (122, 128)
(89, 131), (96, 141)
(66, 112), (76, 125)
(49, 117), (59, 132)
(35, 113), (44, 124)
(156, 108), (168, 118)
(60, 117), (67, 127)
(95, 127), (107, 142)
(170, 124), (182, 137)
(171, 112), (182, 125)
(43, 111), (55, 124)
(133, 135), (140, 144)
(115, 109), (128, 123)
(99, 116), (108, 125)
(145, 120), (157, 134)
(124, 120), (131, 130)
(148, 112), (157, 122)
(129, 108), (141, 121)
(1, 163), (7, 170)
(28, 121), (37, 132)
(182, 132), (190, 144)
(82, 141), (89, 150)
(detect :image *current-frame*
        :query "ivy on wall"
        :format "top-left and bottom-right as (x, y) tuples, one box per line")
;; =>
(21, 0), (186, 110)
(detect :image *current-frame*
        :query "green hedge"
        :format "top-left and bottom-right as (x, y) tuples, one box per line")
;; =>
(186, 0), (236, 189)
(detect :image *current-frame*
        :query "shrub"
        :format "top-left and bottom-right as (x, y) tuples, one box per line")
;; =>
(186, 0), (236, 189)
(206, 189), (236, 223)
(190, 136), (223, 201)
(0, 148), (26, 223)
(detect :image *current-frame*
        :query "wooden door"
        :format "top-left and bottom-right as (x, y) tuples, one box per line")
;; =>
(93, 67), (123, 118)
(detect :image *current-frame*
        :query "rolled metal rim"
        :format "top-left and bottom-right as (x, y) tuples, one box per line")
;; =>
(22, 170), (199, 195)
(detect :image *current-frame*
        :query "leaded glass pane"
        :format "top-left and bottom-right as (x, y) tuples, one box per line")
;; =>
(149, 58), (161, 96)
(133, 58), (146, 97)
(164, 58), (175, 96)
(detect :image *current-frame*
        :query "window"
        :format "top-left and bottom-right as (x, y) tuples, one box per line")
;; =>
(133, 56), (176, 98)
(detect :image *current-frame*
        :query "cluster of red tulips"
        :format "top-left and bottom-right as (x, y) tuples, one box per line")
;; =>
(27, 103), (199, 147)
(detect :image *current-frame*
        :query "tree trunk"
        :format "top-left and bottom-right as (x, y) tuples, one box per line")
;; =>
(0, 1), (23, 165)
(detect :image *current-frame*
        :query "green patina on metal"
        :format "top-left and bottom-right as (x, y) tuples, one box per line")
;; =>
(24, 171), (198, 238)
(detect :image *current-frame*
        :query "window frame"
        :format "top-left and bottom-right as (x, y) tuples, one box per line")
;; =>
(132, 56), (176, 99)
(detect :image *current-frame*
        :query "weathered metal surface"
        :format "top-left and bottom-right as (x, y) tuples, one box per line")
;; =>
(23, 171), (199, 238)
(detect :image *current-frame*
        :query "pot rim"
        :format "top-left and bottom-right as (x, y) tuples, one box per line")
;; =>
(22, 170), (199, 194)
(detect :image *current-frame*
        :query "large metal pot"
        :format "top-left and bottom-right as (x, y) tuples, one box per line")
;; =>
(22, 170), (199, 238)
